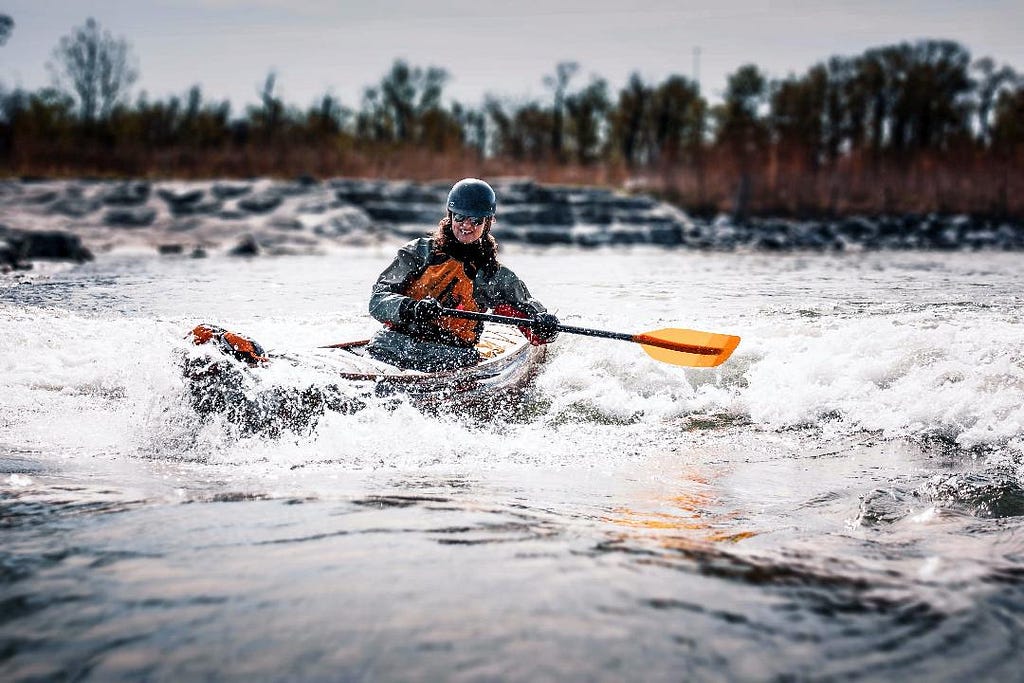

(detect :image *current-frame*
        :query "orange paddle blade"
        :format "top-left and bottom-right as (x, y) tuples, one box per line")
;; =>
(631, 329), (741, 368)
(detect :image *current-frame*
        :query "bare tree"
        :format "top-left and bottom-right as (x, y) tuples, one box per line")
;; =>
(543, 61), (579, 161)
(377, 59), (449, 144)
(0, 15), (13, 46)
(47, 17), (139, 122)
(564, 77), (609, 164)
(973, 57), (1018, 147)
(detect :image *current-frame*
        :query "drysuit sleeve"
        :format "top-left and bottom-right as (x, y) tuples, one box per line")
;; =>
(488, 266), (557, 345)
(489, 266), (549, 317)
(369, 239), (429, 324)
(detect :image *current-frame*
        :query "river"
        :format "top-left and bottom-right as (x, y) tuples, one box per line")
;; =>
(3, 244), (1024, 681)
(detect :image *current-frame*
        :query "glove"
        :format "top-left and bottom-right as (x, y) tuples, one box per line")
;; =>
(532, 312), (560, 342)
(410, 296), (443, 322)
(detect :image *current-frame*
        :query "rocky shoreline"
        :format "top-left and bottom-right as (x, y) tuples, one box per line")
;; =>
(2, 177), (1023, 270)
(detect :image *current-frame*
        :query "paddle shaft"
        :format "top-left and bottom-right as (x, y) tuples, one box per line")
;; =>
(439, 308), (720, 357)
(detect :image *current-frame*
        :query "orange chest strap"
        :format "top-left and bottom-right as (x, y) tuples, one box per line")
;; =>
(404, 259), (480, 343)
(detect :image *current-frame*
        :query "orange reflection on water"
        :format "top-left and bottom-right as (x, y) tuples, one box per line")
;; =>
(604, 468), (758, 548)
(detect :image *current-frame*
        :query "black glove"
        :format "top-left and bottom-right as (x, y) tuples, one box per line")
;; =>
(532, 312), (560, 341)
(409, 296), (443, 322)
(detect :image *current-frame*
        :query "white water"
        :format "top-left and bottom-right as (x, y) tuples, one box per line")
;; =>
(3, 248), (1021, 466)
(3, 246), (1024, 681)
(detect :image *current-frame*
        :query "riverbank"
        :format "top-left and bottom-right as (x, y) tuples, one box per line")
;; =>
(3, 177), (1023, 272)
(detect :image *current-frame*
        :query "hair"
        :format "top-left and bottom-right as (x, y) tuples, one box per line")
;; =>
(433, 214), (499, 271)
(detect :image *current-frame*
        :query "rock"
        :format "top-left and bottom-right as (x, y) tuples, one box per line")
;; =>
(753, 233), (792, 251)
(296, 199), (331, 214)
(382, 181), (445, 204)
(169, 199), (222, 217)
(237, 191), (283, 214)
(102, 182), (151, 206)
(29, 231), (93, 262)
(5, 178), (1024, 254)
(648, 222), (683, 246)
(964, 230), (999, 249)
(277, 176), (319, 196)
(837, 216), (878, 243)
(158, 244), (184, 255)
(361, 201), (436, 224)
(573, 203), (613, 225)
(269, 217), (303, 231)
(229, 234), (260, 256)
(995, 224), (1024, 249)
(158, 188), (204, 207)
(311, 207), (373, 237)
(333, 181), (389, 205)
(49, 195), (100, 217)
(500, 204), (574, 226)
(607, 228), (649, 246)
(0, 237), (30, 271)
(0, 227), (93, 263)
(22, 190), (59, 205)
(211, 182), (252, 199)
(169, 218), (202, 232)
(191, 246), (208, 259)
(158, 188), (221, 216)
(105, 207), (157, 228)
(610, 195), (658, 211)
(522, 228), (574, 245)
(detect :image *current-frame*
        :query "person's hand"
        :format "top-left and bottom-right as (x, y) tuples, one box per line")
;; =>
(411, 297), (443, 322)
(532, 312), (559, 341)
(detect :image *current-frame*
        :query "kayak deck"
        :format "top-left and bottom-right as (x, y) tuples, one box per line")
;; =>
(316, 326), (547, 407)
(185, 324), (547, 427)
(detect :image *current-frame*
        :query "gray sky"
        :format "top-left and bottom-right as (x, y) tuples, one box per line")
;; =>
(2, 0), (1022, 114)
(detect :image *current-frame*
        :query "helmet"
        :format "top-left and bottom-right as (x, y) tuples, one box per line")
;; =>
(446, 178), (496, 218)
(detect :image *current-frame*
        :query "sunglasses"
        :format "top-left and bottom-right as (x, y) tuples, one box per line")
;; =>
(451, 213), (488, 226)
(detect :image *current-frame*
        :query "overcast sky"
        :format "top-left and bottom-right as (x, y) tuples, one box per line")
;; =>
(2, 1), (1022, 113)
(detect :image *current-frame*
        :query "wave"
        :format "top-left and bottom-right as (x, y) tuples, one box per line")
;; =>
(2, 295), (1022, 474)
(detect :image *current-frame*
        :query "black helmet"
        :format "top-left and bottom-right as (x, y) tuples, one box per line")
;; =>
(446, 178), (496, 218)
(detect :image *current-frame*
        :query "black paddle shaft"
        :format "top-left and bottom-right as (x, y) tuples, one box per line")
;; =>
(439, 307), (633, 342)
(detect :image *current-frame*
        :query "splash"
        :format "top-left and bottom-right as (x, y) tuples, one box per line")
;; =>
(743, 312), (1024, 448)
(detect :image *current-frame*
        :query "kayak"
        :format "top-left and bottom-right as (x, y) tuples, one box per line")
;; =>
(320, 326), (547, 408)
(183, 323), (547, 434)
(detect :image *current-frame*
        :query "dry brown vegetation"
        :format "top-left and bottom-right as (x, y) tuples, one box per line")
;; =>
(2, 17), (1023, 218)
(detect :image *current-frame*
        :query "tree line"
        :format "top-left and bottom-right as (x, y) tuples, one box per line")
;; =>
(1, 16), (1022, 217)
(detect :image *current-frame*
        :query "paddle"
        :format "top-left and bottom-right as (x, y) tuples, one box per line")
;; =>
(438, 308), (740, 368)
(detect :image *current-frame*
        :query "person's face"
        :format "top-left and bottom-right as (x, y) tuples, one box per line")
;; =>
(451, 213), (491, 244)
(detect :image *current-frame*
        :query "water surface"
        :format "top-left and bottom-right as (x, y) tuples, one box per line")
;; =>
(3, 246), (1024, 680)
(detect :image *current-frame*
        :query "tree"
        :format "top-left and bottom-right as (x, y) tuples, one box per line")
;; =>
(370, 59), (450, 144)
(851, 49), (891, 157)
(609, 73), (652, 166)
(0, 15), (13, 46)
(543, 61), (579, 161)
(714, 64), (769, 163)
(452, 103), (487, 158)
(973, 57), (1018, 147)
(484, 96), (553, 161)
(715, 64), (767, 140)
(249, 71), (285, 141)
(649, 75), (704, 164)
(47, 18), (139, 123)
(306, 93), (347, 140)
(991, 82), (1024, 151)
(908, 40), (973, 151)
(564, 77), (610, 164)
(770, 67), (827, 167)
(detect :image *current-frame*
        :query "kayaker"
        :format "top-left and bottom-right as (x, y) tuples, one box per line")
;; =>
(368, 177), (559, 371)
